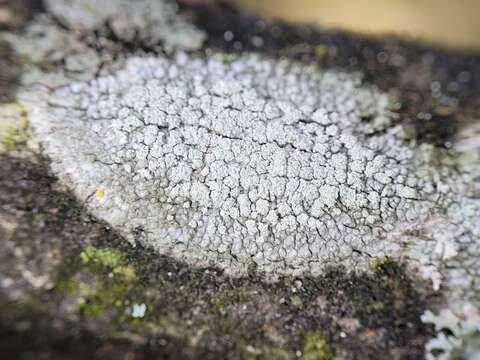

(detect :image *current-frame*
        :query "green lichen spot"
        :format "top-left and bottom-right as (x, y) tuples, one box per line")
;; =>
(1, 126), (20, 150)
(301, 332), (333, 360)
(80, 245), (135, 280)
(0, 106), (30, 151)
(53, 245), (148, 323)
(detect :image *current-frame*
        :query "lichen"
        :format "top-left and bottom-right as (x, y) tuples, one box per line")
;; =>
(57, 246), (144, 323)
(0, 103), (30, 152)
(421, 306), (480, 360)
(4, 0), (479, 312)
(300, 332), (333, 360)
(5, 2), (477, 356)
(23, 49), (480, 308)
(79, 245), (136, 280)
(28, 52), (404, 272)
(45, 0), (205, 51)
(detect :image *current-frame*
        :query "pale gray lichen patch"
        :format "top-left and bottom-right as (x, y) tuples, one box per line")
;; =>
(3, 0), (205, 88)
(3, 15), (104, 86)
(7, 0), (478, 309)
(45, 0), (205, 51)
(23, 50), (480, 308)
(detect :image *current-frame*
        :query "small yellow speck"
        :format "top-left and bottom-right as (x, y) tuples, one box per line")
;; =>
(95, 188), (105, 199)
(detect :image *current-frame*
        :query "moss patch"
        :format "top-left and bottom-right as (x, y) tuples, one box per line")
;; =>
(301, 332), (333, 360)
(0, 103), (30, 152)
(79, 246), (136, 281)
(55, 245), (147, 325)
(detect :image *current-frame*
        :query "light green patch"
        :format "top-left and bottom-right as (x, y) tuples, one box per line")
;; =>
(300, 332), (333, 360)
(76, 279), (135, 320)
(54, 245), (149, 324)
(78, 297), (105, 317)
(0, 103), (32, 152)
(80, 245), (136, 280)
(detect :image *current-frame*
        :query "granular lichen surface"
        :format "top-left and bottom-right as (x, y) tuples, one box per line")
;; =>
(27, 51), (479, 300)
(4, 0), (477, 310)
(1, 0), (480, 358)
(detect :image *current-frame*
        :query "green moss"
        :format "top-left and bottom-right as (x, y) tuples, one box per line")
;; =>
(76, 279), (139, 320)
(1, 126), (21, 150)
(53, 245), (148, 323)
(0, 112), (30, 151)
(80, 245), (136, 281)
(300, 332), (333, 360)
(56, 276), (78, 295)
(78, 297), (105, 317)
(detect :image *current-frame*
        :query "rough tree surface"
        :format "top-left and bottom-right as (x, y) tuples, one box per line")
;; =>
(19, 0), (479, 307)
(1, 0), (479, 359)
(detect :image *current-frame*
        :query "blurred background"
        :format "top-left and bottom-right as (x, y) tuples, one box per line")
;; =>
(2, 0), (480, 51)
(231, 0), (480, 51)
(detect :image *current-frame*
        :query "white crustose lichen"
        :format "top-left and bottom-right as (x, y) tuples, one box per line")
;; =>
(26, 51), (479, 298)
(9, 0), (477, 312)
(45, 0), (205, 51)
